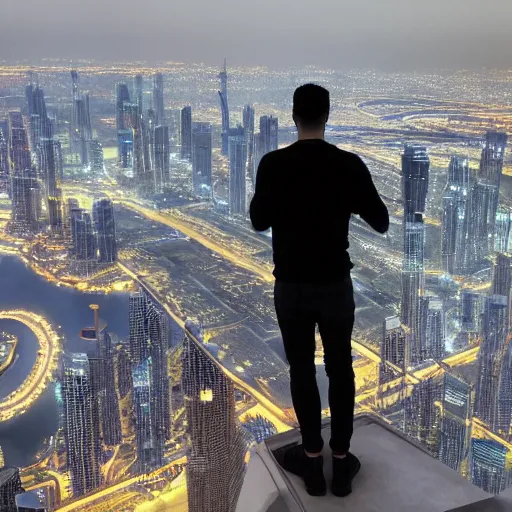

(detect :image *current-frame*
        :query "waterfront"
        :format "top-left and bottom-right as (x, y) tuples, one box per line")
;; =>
(0, 256), (129, 467)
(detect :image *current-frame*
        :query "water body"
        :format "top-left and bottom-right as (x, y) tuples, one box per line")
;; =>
(0, 256), (129, 467)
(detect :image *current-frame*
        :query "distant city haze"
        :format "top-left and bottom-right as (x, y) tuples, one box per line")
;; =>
(2, 0), (512, 69)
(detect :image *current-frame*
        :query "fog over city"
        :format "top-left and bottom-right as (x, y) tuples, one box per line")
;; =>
(2, 0), (512, 68)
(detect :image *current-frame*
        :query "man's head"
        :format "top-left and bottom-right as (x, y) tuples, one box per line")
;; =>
(293, 84), (330, 131)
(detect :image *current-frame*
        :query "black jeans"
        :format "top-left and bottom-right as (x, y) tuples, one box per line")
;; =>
(274, 277), (355, 454)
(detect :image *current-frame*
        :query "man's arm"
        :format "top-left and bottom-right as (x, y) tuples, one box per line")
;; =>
(352, 156), (389, 234)
(250, 154), (273, 232)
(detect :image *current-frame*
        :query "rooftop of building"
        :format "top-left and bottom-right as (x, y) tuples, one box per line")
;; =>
(0, 466), (18, 486)
(236, 415), (511, 512)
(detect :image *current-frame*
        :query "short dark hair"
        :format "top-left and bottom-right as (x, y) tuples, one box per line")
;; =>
(293, 84), (330, 127)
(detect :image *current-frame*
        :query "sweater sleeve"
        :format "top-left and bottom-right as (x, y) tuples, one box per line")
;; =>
(250, 154), (273, 232)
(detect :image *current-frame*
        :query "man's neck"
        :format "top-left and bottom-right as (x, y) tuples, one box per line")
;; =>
(297, 129), (325, 141)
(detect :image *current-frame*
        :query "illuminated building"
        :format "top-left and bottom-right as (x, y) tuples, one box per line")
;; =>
(401, 213), (426, 365)
(62, 354), (102, 497)
(39, 137), (62, 232)
(0, 468), (23, 511)
(181, 106), (192, 161)
(242, 105), (255, 186)
(92, 198), (118, 263)
(218, 59), (230, 156)
(71, 210), (96, 261)
(117, 129), (133, 170)
(474, 295), (508, 430)
(259, 115), (278, 155)
(54, 381), (65, 430)
(228, 126), (247, 216)
(242, 415), (277, 443)
(439, 374), (471, 472)
(132, 357), (163, 473)
(9, 112), (40, 234)
(129, 289), (170, 473)
(116, 83), (131, 158)
(470, 438), (509, 494)
(460, 290), (482, 333)
(379, 315), (406, 385)
(134, 74), (144, 111)
(25, 83), (51, 151)
(495, 208), (512, 253)
(423, 297), (444, 361)
(88, 356), (105, 465)
(99, 332), (122, 446)
(469, 132), (508, 268)
(153, 73), (165, 125)
(70, 72), (92, 165)
(492, 254), (511, 297)
(16, 490), (47, 511)
(0, 447), (3, 468)
(0, 128), (8, 193)
(404, 376), (443, 456)
(182, 329), (247, 512)
(86, 139), (104, 178)
(64, 198), (79, 239)
(402, 144), (430, 220)
(168, 108), (181, 152)
(441, 156), (469, 274)
(154, 125), (170, 192)
(192, 123), (212, 198)
(116, 344), (132, 399)
(145, 109), (156, 174)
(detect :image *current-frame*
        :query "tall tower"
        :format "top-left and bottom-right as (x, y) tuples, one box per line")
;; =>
(474, 295), (509, 430)
(442, 156), (470, 274)
(182, 328), (247, 512)
(439, 374), (471, 472)
(242, 105), (255, 186)
(134, 74), (144, 111)
(62, 354), (102, 497)
(228, 126), (247, 216)
(192, 123), (212, 198)
(129, 289), (170, 473)
(379, 316), (407, 385)
(71, 210), (96, 261)
(153, 73), (165, 125)
(259, 115), (278, 154)
(423, 296), (444, 361)
(181, 106), (192, 161)
(154, 125), (170, 193)
(402, 144), (430, 221)
(401, 213), (426, 365)
(116, 83), (131, 160)
(218, 59), (230, 156)
(92, 198), (118, 263)
(0, 467), (23, 510)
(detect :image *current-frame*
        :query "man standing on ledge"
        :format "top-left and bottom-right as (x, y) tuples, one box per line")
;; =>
(250, 84), (389, 498)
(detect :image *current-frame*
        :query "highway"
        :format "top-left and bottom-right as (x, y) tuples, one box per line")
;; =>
(0, 310), (61, 421)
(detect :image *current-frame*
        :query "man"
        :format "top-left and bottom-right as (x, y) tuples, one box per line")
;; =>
(250, 84), (389, 498)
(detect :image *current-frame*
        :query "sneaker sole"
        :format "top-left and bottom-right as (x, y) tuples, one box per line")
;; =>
(332, 459), (361, 498)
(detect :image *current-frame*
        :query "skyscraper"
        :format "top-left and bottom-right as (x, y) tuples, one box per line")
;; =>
(460, 290), (482, 333)
(401, 213), (426, 365)
(134, 74), (144, 111)
(192, 123), (212, 198)
(154, 125), (170, 193)
(129, 289), (170, 473)
(402, 144), (430, 220)
(439, 374), (471, 472)
(423, 297), (444, 361)
(474, 295), (509, 430)
(442, 156), (470, 274)
(0, 128), (8, 193)
(70, 72), (92, 165)
(495, 208), (512, 254)
(117, 129), (134, 170)
(15, 490), (48, 511)
(62, 354), (101, 497)
(86, 139), (104, 178)
(182, 328), (247, 512)
(92, 198), (117, 263)
(242, 105), (255, 186)
(218, 59), (230, 156)
(259, 115), (278, 154)
(471, 439), (509, 494)
(228, 126), (247, 216)
(71, 210), (96, 261)
(0, 468), (23, 511)
(379, 316), (407, 385)
(116, 83), (131, 132)
(181, 106), (192, 161)
(153, 73), (165, 125)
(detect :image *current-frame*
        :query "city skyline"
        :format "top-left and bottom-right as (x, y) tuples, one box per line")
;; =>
(0, 58), (510, 510)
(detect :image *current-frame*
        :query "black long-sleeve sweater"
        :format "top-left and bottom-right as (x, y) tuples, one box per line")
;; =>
(250, 139), (389, 283)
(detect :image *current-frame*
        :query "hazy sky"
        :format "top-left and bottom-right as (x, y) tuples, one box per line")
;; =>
(2, 0), (512, 69)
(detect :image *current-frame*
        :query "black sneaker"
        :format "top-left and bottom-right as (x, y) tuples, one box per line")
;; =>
(274, 443), (327, 496)
(332, 452), (361, 497)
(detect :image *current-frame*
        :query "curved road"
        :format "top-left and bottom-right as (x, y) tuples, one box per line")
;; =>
(0, 310), (61, 421)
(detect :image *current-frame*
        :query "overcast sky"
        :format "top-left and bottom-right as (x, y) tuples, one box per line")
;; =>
(2, 0), (512, 69)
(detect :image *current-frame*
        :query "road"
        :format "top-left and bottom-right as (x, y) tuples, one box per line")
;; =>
(0, 310), (61, 421)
